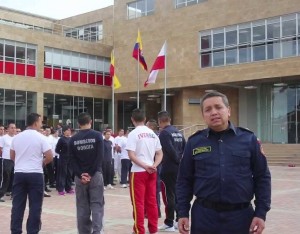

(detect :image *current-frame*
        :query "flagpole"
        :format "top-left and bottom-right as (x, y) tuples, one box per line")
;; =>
(137, 31), (140, 109)
(163, 41), (167, 111)
(111, 3), (115, 132)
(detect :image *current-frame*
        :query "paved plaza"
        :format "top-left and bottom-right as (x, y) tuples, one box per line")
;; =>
(0, 166), (300, 234)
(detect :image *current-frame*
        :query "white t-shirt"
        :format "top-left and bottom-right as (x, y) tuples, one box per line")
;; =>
(11, 129), (51, 173)
(115, 136), (129, 160)
(52, 136), (60, 158)
(125, 125), (161, 172)
(0, 134), (14, 159)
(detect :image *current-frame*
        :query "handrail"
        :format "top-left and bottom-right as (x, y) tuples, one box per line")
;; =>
(179, 124), (206, 139)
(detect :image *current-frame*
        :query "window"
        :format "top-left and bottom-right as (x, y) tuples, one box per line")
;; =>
(282, 15), (296, 37)
(127, 0), (154, 19)
(43, 47), (110, 86)
(175, 0), (206, 8)
(239, 45), (251, 63)
(0, 39), (36, 76)
(226, 26), (237, 46)
(239, 23), (251, 44)
(213, 50), (224, 66)
(282, 38), (297, 57)
(267, 41), (280, 59)
(200, 31), (211, 50)
(200, 12), (300, 68)
(226, 48), (237, 65)
(213, 29), (224, 48)
(267, 17), (280, 40)
(64, 22), (103, 42)
(253, 21), (266, 42)
(253, 43), (266, 61)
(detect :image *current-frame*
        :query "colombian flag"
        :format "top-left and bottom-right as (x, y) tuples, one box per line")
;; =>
(110, 51), (121, 90)
(132, 30), (148, 71)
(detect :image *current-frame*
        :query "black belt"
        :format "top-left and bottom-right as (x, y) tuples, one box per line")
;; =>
(196, 199), (250, 212)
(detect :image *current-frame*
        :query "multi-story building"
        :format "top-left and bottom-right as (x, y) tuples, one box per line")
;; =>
(1, 0), (300, 148)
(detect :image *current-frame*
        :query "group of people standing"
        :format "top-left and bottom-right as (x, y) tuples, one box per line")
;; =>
(1, 91), (271, 234)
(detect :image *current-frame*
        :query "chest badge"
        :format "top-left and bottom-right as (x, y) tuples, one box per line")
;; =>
(193, 146), (211, 156)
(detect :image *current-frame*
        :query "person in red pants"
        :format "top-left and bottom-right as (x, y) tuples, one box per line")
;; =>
(126, 109), (163, 234)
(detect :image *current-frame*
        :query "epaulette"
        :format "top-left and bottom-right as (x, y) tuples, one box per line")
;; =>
(238, 126), (254, 134)
(188, 129), (206, 140)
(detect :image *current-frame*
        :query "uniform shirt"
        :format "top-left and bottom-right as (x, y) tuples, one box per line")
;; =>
(176, 122), (271, 220)
(11, 129), (51, 173)
(159, 125), (186, 173)
(115, 136), (129, 160)
(69, 129), (103, 178)
(103, 139), (113, 162)
(0, 134), (14, 159)
(126, 125), (162, 172)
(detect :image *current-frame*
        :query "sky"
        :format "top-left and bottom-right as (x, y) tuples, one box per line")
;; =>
(0, 0), (114, 19)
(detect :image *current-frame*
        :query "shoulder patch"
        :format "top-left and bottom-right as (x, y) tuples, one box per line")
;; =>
(193, 146), (211, 156)
(257, 138), (266, 157)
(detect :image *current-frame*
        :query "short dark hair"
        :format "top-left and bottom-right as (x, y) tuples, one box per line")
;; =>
(200, 91), (229, 111)
(131, 109), (145, 122)
(146, 119), (158, 130)
(78, 112), (91, 126)
(157, 111), (170, 123)
(27, 113), (41, 126)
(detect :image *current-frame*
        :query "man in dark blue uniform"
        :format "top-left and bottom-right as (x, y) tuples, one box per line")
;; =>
(176, 91), (271, 234)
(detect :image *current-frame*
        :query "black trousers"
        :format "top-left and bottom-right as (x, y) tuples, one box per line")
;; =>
(56, 158), (72, 192)
(0, 158), (14, 197)
(160, 170), (178, 227)
(102, 161), (112, 186)
(120, 159), (131, 184)
(44, 161), (55, 187)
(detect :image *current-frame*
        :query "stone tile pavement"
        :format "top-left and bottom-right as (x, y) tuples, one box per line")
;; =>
(0, 166), (300, 234)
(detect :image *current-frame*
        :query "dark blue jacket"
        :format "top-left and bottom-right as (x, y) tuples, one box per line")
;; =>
(159, 125), (186, 173)
(176, 122), (271, 220)
(69, 129), (103, 178)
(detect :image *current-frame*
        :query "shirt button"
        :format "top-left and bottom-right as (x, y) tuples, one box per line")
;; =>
(221, 164), (224, 167)
(222, 178), (225, 182)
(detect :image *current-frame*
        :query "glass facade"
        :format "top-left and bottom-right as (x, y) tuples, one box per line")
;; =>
(44, 93), (111, 131)
(0, 89), (37, 129)
(64, 22), (103, 42)
(175, 0), (207, 8)
(200, 12), (300, 68)
(127, 0), (154, 19)
(0, 39), (37, 77)
(44, 47), (111, 86)
(257, 83), (300, 144)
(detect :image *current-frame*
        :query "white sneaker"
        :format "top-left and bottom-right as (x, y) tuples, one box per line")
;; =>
(107, 184), (115, 189)
(121, 184), (127, 188)
(158, 224), (175, 232)
(173, 221), (178, 229)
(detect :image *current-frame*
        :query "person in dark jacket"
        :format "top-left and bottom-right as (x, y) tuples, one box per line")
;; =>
(69, 112), (104, 234)
(102, 130), (114, 190)
(176, 91), (271, 234)
(55, 125), (73, 195)
(157, 111), (186, 232)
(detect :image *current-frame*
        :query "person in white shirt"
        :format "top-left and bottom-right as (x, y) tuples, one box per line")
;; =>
(10, 113), (53, 234)
(125, 108), (163, 234)
(0, 123), (16, 202)
(115, 129), (131, 188)
(44, 127), (56, 189)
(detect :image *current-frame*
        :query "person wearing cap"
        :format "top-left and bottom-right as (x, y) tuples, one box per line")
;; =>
(55, 125), (74, 195)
